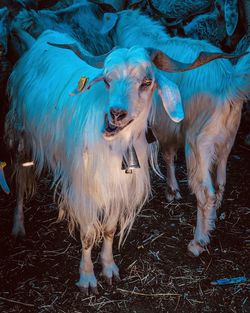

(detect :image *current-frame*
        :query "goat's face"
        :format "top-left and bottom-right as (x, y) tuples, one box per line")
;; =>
(59, 45), (185, 140)
(101, 47), (156, 139)
(51, 42), (233, 140)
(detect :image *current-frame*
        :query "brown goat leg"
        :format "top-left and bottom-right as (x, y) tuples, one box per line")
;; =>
(11, 141), (35, 236)
(11, 155), (33, 236)
(101, 228), (120, 285)
(76, 236), (98, 295)
(12, 180), (26, 236)
(163, 147), (181, 202)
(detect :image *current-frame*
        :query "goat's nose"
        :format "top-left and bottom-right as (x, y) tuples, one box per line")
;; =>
(110, 107), (128, 121)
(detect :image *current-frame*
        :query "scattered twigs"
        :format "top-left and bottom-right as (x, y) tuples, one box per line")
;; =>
(43, 243), (71, 256)
(137, 232), (165, 249)
(0, 296), (34, 307)
(203, 258), (212, 273)
(117, 288), (180, 297)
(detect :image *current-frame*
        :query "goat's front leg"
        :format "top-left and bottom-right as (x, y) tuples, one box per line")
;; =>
(101, 228), (120, 285)
(163, 147), (181, 202)
(76, 236), (98, 295)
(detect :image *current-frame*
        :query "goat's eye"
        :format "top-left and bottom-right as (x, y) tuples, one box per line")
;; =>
(104, 78), (110, 89)
(140, 77), (152, 90)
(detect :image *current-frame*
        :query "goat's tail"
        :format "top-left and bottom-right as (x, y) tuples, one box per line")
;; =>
(232, 46), (250, 100)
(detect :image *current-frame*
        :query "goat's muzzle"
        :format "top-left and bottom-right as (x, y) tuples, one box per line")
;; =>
(110, 107), (128, 123)
(103, 113), (133, 140)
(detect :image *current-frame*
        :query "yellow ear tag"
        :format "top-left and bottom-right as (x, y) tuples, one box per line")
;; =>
(70, 76), (89, 96)
(0, 162), (7, 169)
(78, 76), (88, 92)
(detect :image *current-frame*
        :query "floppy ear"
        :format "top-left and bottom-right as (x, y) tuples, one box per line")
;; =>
(155, 70), (184, 123)
(100, 13), (118, 34)
(224, 0), (238, 36)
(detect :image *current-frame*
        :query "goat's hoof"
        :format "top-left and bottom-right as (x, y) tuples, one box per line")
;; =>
(77, 286), (99, 296)
(187, 240), (205, 257)
(102, 261), (120, 286)
(76, 272), (98, 295)
(11, 224), (26, 237)
(165, 189), (182, 202)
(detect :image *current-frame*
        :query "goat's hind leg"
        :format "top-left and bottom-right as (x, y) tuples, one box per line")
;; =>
(12, 173), (26, 236)
(12, 148), (35, 236)
(214, 105), (241, 209)
(214, 156), (228, 210)
(186, 142), (216, 256)
(163, 147), (181, 202)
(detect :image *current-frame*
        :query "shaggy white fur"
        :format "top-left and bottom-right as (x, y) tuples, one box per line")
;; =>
(6, 29), (187, 291)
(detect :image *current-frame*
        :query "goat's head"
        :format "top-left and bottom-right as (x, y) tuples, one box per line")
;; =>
(76, 46), (184, 140)
(95, 47), (166, 140)
(48, 42), (246, 140)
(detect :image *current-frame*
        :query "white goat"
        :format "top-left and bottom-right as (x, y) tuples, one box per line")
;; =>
(100, 8), (250, 256)
(11, 1), (113, 55)
(6, 28), (228, 292)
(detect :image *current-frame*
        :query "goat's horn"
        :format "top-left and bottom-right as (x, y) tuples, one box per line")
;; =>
(148, 48), (249, 72)
(47, 42), (112, 68)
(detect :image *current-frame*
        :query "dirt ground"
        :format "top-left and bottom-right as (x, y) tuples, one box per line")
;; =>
(0, 118), (249, 313)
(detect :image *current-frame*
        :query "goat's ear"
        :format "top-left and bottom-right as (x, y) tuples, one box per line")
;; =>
(155, 70), (184, 123)
(100, 13), (118, 34)
(224, 0), (238, 36)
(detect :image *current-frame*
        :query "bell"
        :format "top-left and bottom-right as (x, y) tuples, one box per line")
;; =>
(121, 145), (140, 174)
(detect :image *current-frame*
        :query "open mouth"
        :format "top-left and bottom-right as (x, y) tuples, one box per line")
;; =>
(103, 114), (133, 139)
